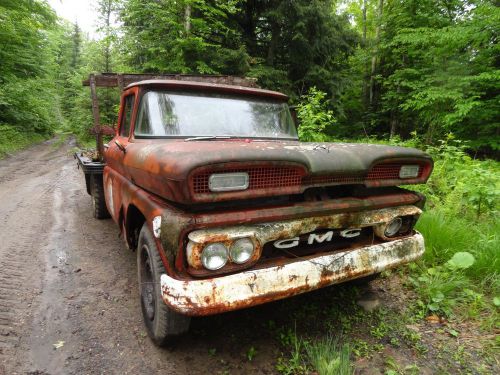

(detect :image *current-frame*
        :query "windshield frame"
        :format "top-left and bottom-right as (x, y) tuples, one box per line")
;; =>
(131, 89), (299, 141)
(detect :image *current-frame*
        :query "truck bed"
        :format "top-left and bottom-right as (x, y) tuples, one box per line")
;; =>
(75, 150), (105, 196)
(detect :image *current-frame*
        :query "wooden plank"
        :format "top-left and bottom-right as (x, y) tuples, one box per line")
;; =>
(82, 73), (258, 88)
(117, 74), (124, 92)
(89, 74), (104, 161)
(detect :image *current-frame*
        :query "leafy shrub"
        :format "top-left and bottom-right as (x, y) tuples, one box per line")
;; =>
(0, 124), (45, 158)
(409, 252), (477, 316)
(420, 136), (499, 220)
(296, 87), (336, 142)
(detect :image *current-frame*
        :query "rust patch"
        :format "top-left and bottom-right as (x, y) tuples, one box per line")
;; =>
(185, 205), (421, 275)
(160, 232), (425, 316)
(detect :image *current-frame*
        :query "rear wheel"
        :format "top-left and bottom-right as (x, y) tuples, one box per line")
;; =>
(137, 223), (190, 346)
(90, 174), (110, 219)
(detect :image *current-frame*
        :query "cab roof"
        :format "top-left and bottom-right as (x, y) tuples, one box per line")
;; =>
(125, 79), (289, 101)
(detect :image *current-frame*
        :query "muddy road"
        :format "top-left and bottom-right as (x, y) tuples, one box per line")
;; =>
(0, 140), (286, 375)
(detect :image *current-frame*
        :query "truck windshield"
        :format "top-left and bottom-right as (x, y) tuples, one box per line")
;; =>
(134, 91), (298, 140)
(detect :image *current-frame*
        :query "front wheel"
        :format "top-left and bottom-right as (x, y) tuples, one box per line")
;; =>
(137, 223), (190, 346)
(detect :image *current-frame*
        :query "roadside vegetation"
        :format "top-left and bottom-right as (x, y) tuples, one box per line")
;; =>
(1, 0), (498, 373)
(290, 90), (499, 373)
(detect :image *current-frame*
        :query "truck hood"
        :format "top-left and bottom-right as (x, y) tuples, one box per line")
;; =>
(124, 139), (430, 180)
(119, 139), (432, 203)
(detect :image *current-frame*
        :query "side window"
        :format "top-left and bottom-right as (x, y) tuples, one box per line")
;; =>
(119, 95), (135, 137)
(135, 96), (151, 135)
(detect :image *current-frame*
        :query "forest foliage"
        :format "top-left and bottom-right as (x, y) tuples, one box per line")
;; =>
(0, 0), (498, 154)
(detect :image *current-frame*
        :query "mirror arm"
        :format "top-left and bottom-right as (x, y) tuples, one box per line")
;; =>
(114, 140), (127, 153)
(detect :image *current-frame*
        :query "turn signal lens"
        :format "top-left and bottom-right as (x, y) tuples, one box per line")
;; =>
(384, 217), (403, 237)
(201, 243), (228, 270)
(209, 173), (249, 192)
(230, 238), (255, 264)
(399, 165), (420, 179)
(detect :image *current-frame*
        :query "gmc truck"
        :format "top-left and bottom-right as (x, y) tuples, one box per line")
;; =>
(76, 73), (433, 346)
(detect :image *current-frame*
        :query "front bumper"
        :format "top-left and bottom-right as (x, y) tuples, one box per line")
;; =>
(161, 232), (424, 316)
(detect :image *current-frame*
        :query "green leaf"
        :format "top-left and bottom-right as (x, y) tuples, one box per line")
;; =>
(428, 303), (439, 311)
(446, 252), (475, 269)
(448, 329), (459, 337)
(493, 297), (500, 307)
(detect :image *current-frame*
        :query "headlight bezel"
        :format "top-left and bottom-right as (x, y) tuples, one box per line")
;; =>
(201, 242), (229, 271)
(229, 238), (256, 264)
(187, 235), (261, 275)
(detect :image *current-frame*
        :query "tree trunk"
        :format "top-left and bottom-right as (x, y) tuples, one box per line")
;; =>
(362, 0), (369, 121)
(369, 0), (384, 107)
(267, 19), (280, 66)
(102, 0), (112, 72)
(390, 111), (397, 138)
(362, 0), (367, 43)
(184, 4), (191, 34)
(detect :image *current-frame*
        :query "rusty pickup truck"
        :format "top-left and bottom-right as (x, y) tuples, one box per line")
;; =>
(76, 73), (433, 346)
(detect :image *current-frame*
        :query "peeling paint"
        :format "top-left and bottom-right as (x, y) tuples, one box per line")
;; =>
(161, 232), (425, 316)
(186, 205), (421, 270)
(152, 216), (162, 238)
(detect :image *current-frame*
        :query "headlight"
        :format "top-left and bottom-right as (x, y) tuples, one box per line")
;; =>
(209, 173), (249, 192)
(399, 165), (420, 179)
(230, 238), (255, 264)
(201, 243), (229, 270)
(384, 217), (403, 237)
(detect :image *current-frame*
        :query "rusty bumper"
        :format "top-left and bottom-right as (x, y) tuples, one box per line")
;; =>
(161, 232), (424, 316)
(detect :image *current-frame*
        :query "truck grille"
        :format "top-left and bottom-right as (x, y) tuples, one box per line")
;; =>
(193, 167), (302, 194)
(367, 163), (421, 180)
(192, 163), (425, 194)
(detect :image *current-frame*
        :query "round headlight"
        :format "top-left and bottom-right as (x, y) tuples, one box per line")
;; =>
(230, 238), (255, 264)
(384, 217), (403, 237)
(201, 243), (228, 270)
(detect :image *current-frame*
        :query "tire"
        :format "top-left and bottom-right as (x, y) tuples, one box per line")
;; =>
(137, 223), (190, 346)
(90, 174), (110, 219)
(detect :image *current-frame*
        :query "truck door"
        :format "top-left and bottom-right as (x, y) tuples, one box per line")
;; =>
(104, 91), (136, 220)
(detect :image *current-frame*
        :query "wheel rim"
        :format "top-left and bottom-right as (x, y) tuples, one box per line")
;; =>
(140, 245), (155, 321)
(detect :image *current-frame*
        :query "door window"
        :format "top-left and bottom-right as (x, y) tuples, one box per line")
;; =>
(120, 95), (135, 137)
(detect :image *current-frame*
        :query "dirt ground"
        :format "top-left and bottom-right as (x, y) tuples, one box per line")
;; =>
(0, 140), (497, 375)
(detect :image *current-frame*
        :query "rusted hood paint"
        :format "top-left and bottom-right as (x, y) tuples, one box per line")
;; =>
(114, 139), (431, 203)
(125, 140), (429, 179)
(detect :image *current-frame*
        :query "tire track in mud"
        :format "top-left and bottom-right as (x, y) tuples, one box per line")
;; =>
(0, 140), (69, 373)
(0, 258), (27, 351)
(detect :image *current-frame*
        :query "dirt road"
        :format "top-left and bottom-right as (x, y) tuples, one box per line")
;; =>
(0, 140), (284, 375)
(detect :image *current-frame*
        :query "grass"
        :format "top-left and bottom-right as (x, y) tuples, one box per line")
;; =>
(304, 336), (353, 375)
(417, 211), (499, 293)
(276, 330), (353, 375)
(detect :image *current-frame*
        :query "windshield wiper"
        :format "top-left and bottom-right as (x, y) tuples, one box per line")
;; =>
(184, 136), (233, 142)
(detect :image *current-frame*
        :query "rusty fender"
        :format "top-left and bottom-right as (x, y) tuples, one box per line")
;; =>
(161, 232), (425, 316)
